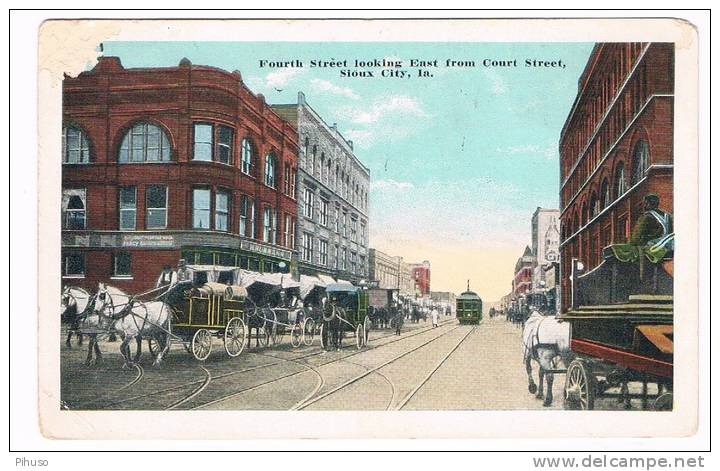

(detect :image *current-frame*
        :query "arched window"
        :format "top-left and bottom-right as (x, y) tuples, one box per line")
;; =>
(241, 138), (254, 175)
(601, 178), (611, 208)
(62, 125), (91, 164)
(581, 201), (588, 226)
(572, 213), (579, 234)
(631, 140), (649, 184)
(590, 192), (599, 217)
(264, 153), (277, 188)
(118, 122), (171, 162)
(614, 162), (627, 198)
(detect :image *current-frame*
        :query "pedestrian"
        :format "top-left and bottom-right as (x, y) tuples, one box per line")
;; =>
(431, 306), (439, 328)
(394, 309), (404, 336)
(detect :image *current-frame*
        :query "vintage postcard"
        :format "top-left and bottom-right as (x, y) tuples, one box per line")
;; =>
(36, 17), (699, 439)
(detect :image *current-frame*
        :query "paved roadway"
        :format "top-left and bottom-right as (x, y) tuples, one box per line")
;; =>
(60, 316), (653, 411)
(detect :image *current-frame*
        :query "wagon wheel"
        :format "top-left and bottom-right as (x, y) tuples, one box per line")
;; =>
(290, 324), (303, 348)
(302, 318), (316, 346)
(191, 329), (213, 361)
(224, 317), (246, 358)
(564, 359), (595, 410)
(258, 326), (270, 348)
(271, 324), (284, 345)
(653, 392), (673, 411)
(148, 336), (161, 358)
(355, 324), (365, 350)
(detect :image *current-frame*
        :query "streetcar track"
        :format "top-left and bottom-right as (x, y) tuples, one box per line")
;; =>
(394, 325), (477, 410)
(294, 325), (465, 410)
(339, 359), (396, 410)
(71, 319), (457, 410)
(186, 322), (459, 410)
(165, 366), (212, 410)
(69, 363), (145, 409)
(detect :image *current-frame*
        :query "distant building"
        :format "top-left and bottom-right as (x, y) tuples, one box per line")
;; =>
(558, 43), (674, 312)
(272, 92), (370, 283)
(512, 246), (534, 297)
(410, 260), (431, 296)
(430, 291), (456, 305)
(368, 248), (414, 296)
(531, 207), (560, 291)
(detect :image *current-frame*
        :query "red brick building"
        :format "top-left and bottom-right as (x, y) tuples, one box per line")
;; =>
(512, 246), (534, 297)
(410, 260), (431, 297)
(558, 43), (674, 312)
(62, 57), (299, 292)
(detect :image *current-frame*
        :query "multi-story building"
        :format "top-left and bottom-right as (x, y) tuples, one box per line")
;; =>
(531, 207), (560, 291)
(410, 260), (431, 297)
(61, 57), (298, 292)
(272, 93), (370, 283)
(558, 43), (674, 312)
(368, 248), (414, 296)
(512, 246), (534, 297)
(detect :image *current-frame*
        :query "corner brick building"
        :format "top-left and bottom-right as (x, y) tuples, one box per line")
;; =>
(558, 43), (674, 312)
(61, 57), (299, 292)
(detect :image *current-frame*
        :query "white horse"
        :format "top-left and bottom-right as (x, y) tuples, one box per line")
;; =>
(61, 286), (92, 348)
(522, 310), (573, 407)
(90, 283), (172, 368)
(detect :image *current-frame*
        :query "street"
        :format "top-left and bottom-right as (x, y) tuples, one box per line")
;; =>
(60, 316), (580, 411)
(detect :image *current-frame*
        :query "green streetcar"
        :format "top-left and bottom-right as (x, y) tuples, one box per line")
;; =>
(456, 282), (483, 325)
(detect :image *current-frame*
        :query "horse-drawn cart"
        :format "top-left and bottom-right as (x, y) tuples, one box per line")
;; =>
(560, 249), (674, 410)
(321, 284), (372, 350)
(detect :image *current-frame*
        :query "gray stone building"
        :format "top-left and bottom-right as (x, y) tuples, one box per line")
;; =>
(368, 248), (414, 296)
(272, 93), (370, 283)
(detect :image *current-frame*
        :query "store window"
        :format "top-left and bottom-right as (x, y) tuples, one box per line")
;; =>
(264, 153), (277, 188)
(241, 139), (254, 175)
(112, 252), (132, 277)
(62, 253), (85, 277)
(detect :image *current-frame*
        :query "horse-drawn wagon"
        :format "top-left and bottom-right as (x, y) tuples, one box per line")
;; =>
(320, 284), (372, 350)
(560, 247), (674, 410)
(367, 287), (399, 329)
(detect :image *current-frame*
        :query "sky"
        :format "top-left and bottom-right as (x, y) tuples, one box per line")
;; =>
(103, 41), (594, 301)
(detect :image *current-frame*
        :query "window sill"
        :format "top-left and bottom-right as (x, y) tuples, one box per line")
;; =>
(62, 275), (86, 279)
(110, 276), (134, 280)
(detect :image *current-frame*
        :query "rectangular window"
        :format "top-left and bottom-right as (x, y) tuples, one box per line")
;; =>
(335, 206), (340, 233)
(239, 195), (248, 236)
(271, 209), (278, 244)
(304, 189), (315, 219)
(290, 217), (296, 249)
(319, 198), (328, 226)
(118, 186), (136, 230)
(359, 255), (366, 275)
(290, 169), (296, 197)
(193, 123), (213, 161)
(215, 190), (230, 231)
(334, 245), (339, 269)
(342, 211), (348, 237)
(112, 252), (132, 277)
(302, 232), (314, 262)
(145, 185), (167, 229)
(217, 252), (235, 267)
(263, 208), (273, 243)
(319, 239), (328, 266)
(250, 199), (256, 238)
(351, 218), (357, 242)
(284, 214), (291, 247)
(360, 221), (367, 245)
(192, 188), (211, 229)
(350, 251), (357, 273)
(216, 125), (234, 165)
(341, 247), (347, 270)
(62, 188), (86, 230)
(62, 252), (85, 277)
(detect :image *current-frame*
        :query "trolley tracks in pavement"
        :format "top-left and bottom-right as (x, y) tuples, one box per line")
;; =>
(69, 319), (456, 410)
(294, 324), (469, 410)
(393, 325), (477, 410)
(186, 320), (460, 410)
